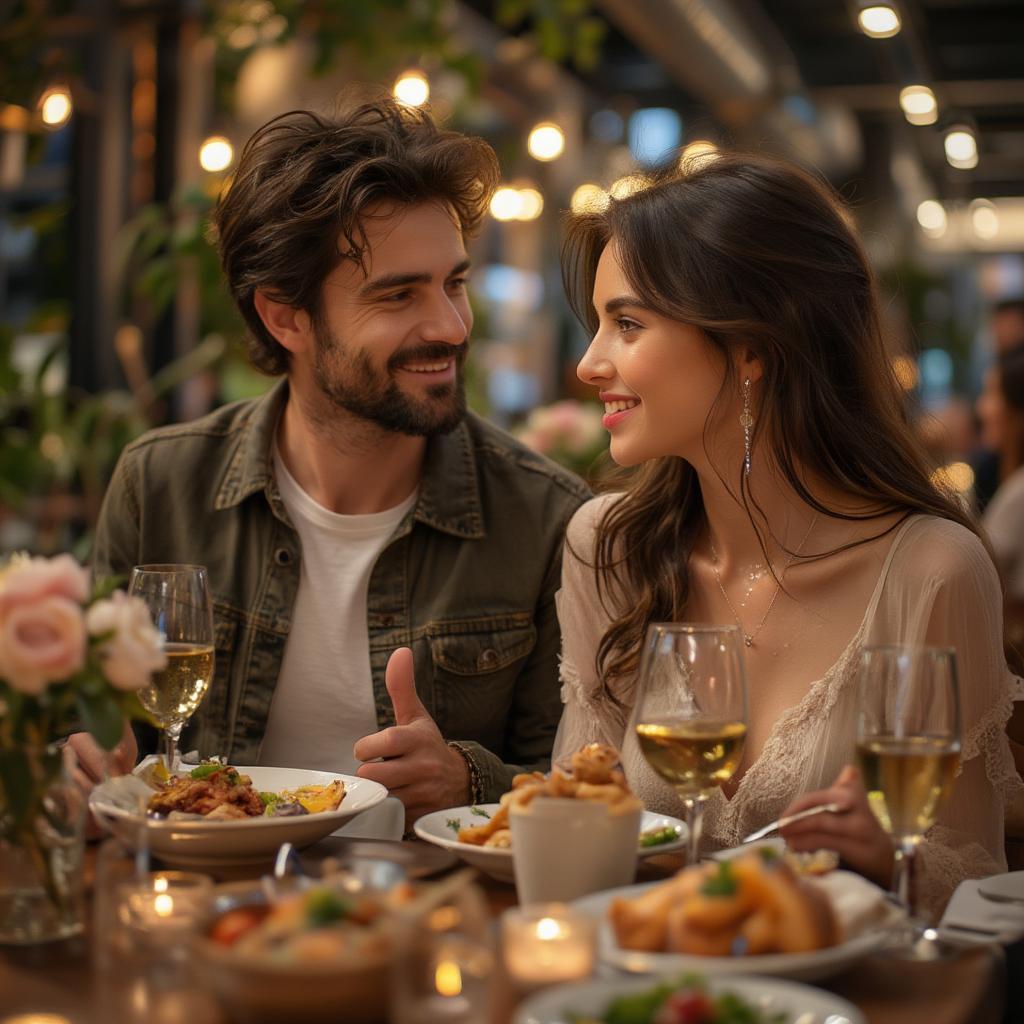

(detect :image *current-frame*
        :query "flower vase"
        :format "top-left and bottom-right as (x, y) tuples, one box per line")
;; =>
(0, 741), (87, 944)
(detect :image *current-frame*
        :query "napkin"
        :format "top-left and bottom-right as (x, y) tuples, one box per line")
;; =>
(938, 878), (1024, 945)
(807, 869), (899, 940)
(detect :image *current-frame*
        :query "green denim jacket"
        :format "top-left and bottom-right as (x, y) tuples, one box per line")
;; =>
(91, 381), (589, 800)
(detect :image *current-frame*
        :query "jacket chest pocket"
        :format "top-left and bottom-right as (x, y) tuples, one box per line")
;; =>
(428, 622), (536, 749)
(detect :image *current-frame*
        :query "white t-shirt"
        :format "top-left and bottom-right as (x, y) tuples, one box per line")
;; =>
(258, 447), (417, 773)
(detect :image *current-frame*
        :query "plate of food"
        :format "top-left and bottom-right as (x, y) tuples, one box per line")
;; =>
(571, 849), (901, 982)
(514, 972), (865, 1024)
(414, 744), (686, 884)
(89, 761), (389, 869)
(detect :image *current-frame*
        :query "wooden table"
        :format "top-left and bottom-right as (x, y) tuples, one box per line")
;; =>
(0, 840), (1008, 1024)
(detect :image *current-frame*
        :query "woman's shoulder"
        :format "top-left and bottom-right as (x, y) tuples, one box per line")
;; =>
(890, 514), (998, 590)
(565, 492), (625, 548)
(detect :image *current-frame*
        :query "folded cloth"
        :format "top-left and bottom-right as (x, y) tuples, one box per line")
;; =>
(939, 877), (1024, 945)
(330, 796), (405, 842)
(807, 870), (899, 940)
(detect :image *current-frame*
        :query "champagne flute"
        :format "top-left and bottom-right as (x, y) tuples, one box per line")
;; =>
(128, 565), (215, 773)
(856, 644), (961, 953)
(630, 623), (748, 865)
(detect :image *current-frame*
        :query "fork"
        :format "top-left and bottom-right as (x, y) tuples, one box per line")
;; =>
(740, 802), (843, 844)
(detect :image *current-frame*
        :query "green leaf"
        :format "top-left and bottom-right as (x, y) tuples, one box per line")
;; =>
(90, 575), (125, 602)
(75, 689), (125, 750)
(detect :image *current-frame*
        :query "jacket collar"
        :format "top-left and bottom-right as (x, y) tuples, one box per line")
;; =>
(215, 378), (484, 539)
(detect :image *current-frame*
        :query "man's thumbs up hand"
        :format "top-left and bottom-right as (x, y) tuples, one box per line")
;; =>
(354, 647), (470, 830)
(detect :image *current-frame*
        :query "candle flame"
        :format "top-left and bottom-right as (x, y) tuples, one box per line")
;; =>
(154, 893), (175, 917)
(536, 917), (563, 940)
(435, 959), (463, 997)
(153, 876), (169, 893)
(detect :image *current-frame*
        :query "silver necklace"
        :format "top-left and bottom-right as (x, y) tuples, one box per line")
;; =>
(709, 514), (818, 648)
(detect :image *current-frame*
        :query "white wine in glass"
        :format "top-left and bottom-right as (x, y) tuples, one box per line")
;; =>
(631, 624), (748, 865)
(128, 565), (215, 772)
(856, 644), (961, 954)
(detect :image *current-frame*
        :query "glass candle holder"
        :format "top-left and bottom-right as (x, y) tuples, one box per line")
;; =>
(501, 902), (597, 990)
(117, 871), (214, 969)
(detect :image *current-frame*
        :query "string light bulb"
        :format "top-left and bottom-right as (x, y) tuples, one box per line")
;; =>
(199, 135), (234, 173)
(570, 184), (609, 214)
(38, 85), (72, 128)
(916, 200), (947, 238)
(944, 126), (978, 170)
(527, 122), (565, 162)
(899, 85), (938, 126)
(393, 71), (429, 108)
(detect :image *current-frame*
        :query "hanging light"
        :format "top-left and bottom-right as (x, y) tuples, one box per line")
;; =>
(570, 184), (609, 214)
(609, 174), (650, 200)
(199, 135), (234, 172)
(899, 85), (937, 126)
(916, 200), (947, 237)
(490, 187), (523, 222)
(527, 122), (565, 162)
(393, 71), (429, 108)
(944, 126), (978, 170)
(857, 4), (901, 39)
(970, 199), (999, 240)
(38, 85), (72, 129)
(516, 188), (544, 221)
(679, 140), (719, 170)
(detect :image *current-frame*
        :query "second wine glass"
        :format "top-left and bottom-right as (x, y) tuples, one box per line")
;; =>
(128, 564), (215, 772)
(630, 623), (748, 865)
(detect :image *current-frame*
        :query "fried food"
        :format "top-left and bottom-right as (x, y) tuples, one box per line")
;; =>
(456, 745), (641, 846)
(148, 766), (265, 818)
(609, 850), (839, 957)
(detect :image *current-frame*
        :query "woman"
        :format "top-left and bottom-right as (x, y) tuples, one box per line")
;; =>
(978, 342), (1024, 601)
(553, 153), (1022, 916)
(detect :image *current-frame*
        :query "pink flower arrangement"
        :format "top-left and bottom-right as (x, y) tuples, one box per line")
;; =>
(0, 552), (166, 764)
(514, 400), (607, 476)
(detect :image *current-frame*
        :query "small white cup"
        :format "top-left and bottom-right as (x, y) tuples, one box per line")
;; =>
(509, 797), (642, 904)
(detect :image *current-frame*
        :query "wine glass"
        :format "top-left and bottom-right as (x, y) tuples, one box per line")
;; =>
(630, 623), (748, 865)
(128, 565), (215, 773)
(856, 644), (961, 954)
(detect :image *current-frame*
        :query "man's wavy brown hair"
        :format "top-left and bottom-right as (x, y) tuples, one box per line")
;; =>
(561, 153), (979, 690)
(213, 96), (500, 375)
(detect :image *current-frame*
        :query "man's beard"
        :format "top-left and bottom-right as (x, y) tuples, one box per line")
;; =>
(311, 321), (468, 437)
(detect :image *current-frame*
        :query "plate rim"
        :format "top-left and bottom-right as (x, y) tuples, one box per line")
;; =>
(89, 765), (389, 832)
(413, 804), (688, 860)
(512, 971), (866, 1024)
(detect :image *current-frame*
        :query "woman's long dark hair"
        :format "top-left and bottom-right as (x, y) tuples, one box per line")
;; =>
(561, 153), (979, 688)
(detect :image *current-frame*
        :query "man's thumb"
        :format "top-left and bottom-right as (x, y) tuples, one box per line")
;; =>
(386, 647), (428, 725)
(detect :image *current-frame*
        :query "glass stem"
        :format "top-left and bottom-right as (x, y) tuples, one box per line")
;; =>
(163, 723), (183, 773)
(892, 838), (919, 920)
(683, 795), (705, 866)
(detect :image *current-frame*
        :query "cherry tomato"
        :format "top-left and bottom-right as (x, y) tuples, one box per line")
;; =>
(654, 990), (716, 1024)
(209, 907), (263, 946)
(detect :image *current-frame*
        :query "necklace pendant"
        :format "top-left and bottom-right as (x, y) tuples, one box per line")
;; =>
(744, 634), (754, 647)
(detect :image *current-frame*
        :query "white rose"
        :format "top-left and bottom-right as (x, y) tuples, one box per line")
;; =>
(86, 591), (167, 691)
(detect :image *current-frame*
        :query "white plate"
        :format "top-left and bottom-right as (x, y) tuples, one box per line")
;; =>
(89, 766), (388, 869)
(413, 804), (687, 884)
(573, 879), (891, 982)
(977, 870), (1024, 902)
(514, 973), (865, 1024)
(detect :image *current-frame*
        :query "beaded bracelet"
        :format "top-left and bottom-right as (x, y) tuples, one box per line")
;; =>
(447, 740), (485, 805)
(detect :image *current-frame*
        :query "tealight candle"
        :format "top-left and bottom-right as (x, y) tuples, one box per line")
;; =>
(117, 871), (213, 955)
(501, 903), (597, 989)
(392, 935), (494, 1024)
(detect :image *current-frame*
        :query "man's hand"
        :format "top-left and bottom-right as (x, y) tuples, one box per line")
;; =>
(66, 722), (138, 839)
(353, 647), (470, 830)
(778, 764), (894, 889)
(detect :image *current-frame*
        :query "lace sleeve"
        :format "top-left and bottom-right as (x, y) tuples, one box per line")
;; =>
(552, 496), (629, 763)
(873, 519), (1024, 915)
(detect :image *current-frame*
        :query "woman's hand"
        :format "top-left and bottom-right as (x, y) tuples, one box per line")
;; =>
(778, 764), (894, 889)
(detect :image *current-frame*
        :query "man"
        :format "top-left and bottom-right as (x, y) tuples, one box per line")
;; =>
(74, 97), (588, 826)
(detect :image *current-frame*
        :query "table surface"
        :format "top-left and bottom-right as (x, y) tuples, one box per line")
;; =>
(0, 838), (1008, 1024)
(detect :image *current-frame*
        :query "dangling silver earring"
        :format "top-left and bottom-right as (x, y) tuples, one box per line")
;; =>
(740, 377), (754, 476)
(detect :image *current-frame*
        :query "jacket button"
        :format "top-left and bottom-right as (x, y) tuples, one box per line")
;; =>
(274, 548), (293, 566)
(478, 648), (499, 669)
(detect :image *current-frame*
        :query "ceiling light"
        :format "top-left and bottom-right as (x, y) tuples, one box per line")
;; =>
(38, 85), (72, 128)
(970, 199), (999, 240)
(899, 85), (937, 126)
(609, 174), (651, 200)
(570, 184), (610, 214)
(199, 135), (234, 172)
(857, 4), (901, 39)
(527, 122), (565, 162)
(944, 127), (978, 170)
(679, 140), (719, 170)
(516, 188), (544, 221)
(393, 71), (429, 108)
(916, 200), (947, 237)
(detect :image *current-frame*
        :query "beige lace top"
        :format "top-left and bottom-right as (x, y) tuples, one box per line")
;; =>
(553, 496), (1024, 916)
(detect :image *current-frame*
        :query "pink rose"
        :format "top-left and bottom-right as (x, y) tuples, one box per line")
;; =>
(0, 596), (87, 695)
(0, 553), (90, 617)
(86, 591), (167, 691)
